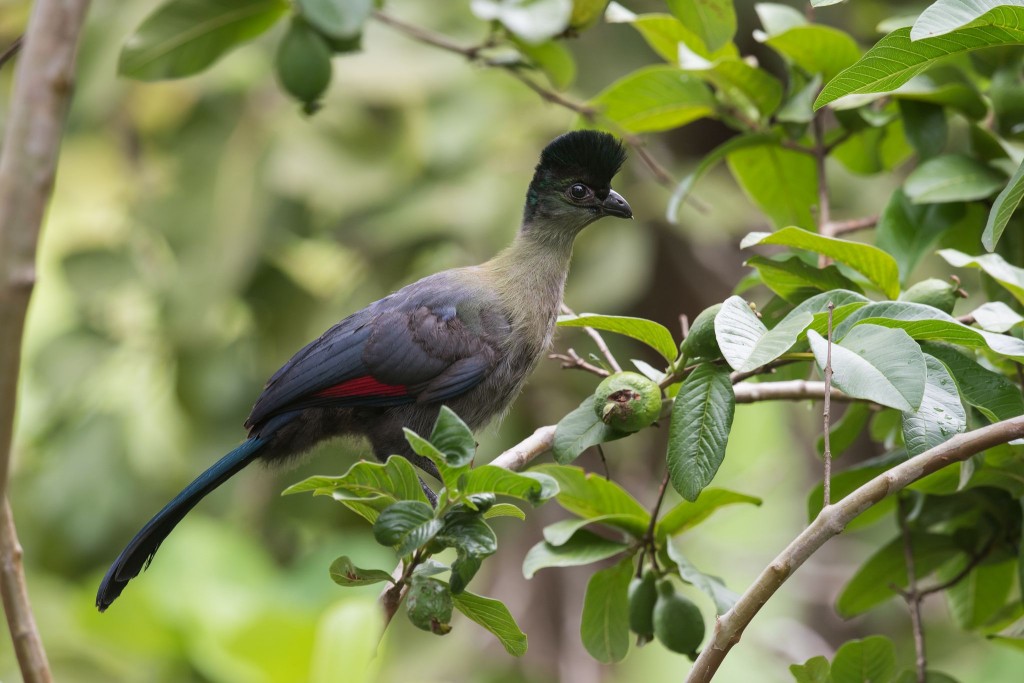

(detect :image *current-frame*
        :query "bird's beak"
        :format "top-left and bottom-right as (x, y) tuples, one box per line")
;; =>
(601, 189), (633, 219)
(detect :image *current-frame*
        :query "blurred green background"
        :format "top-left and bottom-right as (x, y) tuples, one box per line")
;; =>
(1, 0), (1022, 681)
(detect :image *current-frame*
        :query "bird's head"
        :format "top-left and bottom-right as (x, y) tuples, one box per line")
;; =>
(522, 130), (632, 241)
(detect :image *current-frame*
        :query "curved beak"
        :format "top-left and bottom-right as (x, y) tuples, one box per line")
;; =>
(601, 189), (633, 219)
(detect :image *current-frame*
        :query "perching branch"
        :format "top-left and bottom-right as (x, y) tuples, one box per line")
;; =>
(0, 1), (92, 681)
(549, 349), (611, 377)
(684, 415), (1024, 683)
(560, 304), (622, 373)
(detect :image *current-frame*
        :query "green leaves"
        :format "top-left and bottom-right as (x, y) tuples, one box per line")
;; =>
(742, 228), (901, 298)
(727, 146), (818, 229)
(372, 501), (441, 557)
(901, 355), (967, 456)
(761, 25), (861, 81)
(552, 395), (629, 464)
(984, 157), (1024, 250)
(656, 488), (762, 540)
(911, 0), (1014, 40)
(830, 636), (897, 683)
(816, 8), (1024, 109)
(298, 0), (371, 39)
(939, 249), (1024, 305)
(667, 364), (735, 500)
(903, 154), (1005, 204)
(522, 529), (629, 578)
(666, 0), (736, 53)
(587, 66), (716, 133)
(808, 325), (926, 412)
(470, 0), (572, 44)
(452, 591), (528, 656)
(557, 313), (678, 362)
(532, 465), (650, 535)
(923, 343), (1024, 422)
(714, 296), (813, 372)
(580, 557), (633, 663)
(329, 556), (395, 586)
(404, 406), (477, 491)
(837, 533), (963, 617)
(120, 0), (289, 80)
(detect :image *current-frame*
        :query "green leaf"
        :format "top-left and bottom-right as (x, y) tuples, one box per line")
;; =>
(452, 591), (528, 656)
(679, 53), (783, 120)
(912, 0), (1014, 39)
(459, 466), (559, 504)
(741, 227), (901, 298)
(899, 100), (948, 159)
(372, 501), (441, 557)
(746, 255), (863, 303)
(923, 343), (1024, 424)
(816, 10), (1024, 109)
(714, 295), (813, 372)
(656, 487), (762, 540)
(842, 303), (1024, 362)
(902, 355), (967, 456)
(543, 514), (646, 546)
(298, 0), (371, 38)
(666, 0), (736, 52)
(727, 146), (818, 230)
(580, 556), (633, 663)
(939, 248), (1024, 305)
(904, 154), (1005, 204)
(328, 556), (395, 587)
(790, 655), (833, 683)
(284, 455), (429, 522)
(586, 65), (715, 133)
(807, 325), (927, 411)
(984, 156), (1024, 251)
(830, 636), (897, 683)
(531, 465), (650, 535)
(430, 406), (476, 469)
(667, 364), (735, 501)
(483, 503), (526, 520)
(837, 533), (963, 617)
(522, 530), (629, 579)
(119, 0), (288, 80)
(895, 673), (961, 683)
(551, 396), (630, 464)
(666, 542), (739, 614)
(557, 312), (678, 362)
(667, 133), (778, 223)
(945, 559), (1016, 630)
(762, 25), (861, 81)
(514, 38), (575, 89)
(608, 11), (737, 63)
(969, 301), (1024, 333)
(436, 515), (497, 594)
(876, 189), (967, 281)
(895, 72), (988, 120)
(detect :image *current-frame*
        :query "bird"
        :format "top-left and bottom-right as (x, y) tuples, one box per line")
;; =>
(96, 129), (632, 611)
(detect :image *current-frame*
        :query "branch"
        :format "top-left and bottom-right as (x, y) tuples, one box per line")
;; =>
(897, 497), (927, 683)
(825, 216), (878, 236)
(561, 304), (622, 373)
(822, 302), (834, 507)
(684, 415), (1024, 683)
(0, 1), (92, 681)
(0, 35), (22, 70)
(549, 349), (610, 377)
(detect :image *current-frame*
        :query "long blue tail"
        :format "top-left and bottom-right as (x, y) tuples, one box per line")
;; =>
(96, 437), (266, 611)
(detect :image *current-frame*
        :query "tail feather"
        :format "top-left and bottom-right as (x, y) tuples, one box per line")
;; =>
(96, 437), (265, 611)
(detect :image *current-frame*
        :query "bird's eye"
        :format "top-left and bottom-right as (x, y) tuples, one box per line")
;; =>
(568, 184), (590, 200)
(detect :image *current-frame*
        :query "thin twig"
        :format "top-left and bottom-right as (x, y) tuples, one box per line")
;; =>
(548, 349), (610, 377)
(684, 415), (1024, 683)
(0, 1), (92, 681)
(896, 497), (926, 683)
(636, 470), (671, 576)
(822, 302), (835, 508)
(825, 216), (878, 236)
(0, 35), (23, 70)
(561, 304), (622, 373)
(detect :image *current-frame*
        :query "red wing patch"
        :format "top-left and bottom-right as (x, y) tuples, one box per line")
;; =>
(314, 375), (409, 399)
